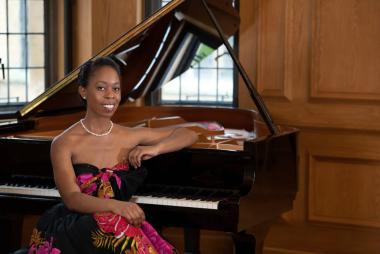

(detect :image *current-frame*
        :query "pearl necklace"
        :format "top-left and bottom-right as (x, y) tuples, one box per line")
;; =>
(80, 119), (113, 137)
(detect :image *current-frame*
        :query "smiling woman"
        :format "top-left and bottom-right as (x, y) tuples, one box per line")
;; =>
(12, 56), (198, 254)
(78, 58), (121, 119)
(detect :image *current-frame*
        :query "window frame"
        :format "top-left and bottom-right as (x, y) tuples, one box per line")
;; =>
(144, 0), (239, 108)
(0, 0), (62, 114)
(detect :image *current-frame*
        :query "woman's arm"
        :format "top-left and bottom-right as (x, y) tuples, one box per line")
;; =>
(128, 127), (198, 167)
(51, 137), (145, 226)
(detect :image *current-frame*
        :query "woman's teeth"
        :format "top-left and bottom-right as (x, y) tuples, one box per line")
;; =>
(103, 104), (114, 110)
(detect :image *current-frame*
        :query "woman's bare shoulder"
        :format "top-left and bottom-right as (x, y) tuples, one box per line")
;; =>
(52, 122), (82, 148)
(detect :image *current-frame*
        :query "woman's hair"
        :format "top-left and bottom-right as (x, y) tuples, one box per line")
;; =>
(77, 56), (121, 87)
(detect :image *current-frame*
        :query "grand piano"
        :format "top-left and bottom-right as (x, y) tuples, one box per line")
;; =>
(0, 0), (298, 253)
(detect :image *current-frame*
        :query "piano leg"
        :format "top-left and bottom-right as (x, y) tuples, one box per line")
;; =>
(231, 231), (256, 254)
(184, 228), (200, 254)
(231, 220), (273, 254)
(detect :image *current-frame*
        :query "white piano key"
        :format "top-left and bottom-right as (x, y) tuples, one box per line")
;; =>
(0, 185), (60, 197)
(0, 185), (220, 210)
(131, 195), (219, 210)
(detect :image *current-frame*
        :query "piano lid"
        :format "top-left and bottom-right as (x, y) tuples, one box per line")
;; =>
(17, 0), (239, 120)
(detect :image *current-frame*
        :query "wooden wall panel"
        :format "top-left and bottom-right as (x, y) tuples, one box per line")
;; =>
(257, 0), (289, 99)
(72, 0), (142, 67)
(238, 0), (258, 106)
(72, 0), (93, 67)
(92, 0), (140, 54)
(311, 0), (380, 100)
(239, 0), (380, 252)
(309, 156), (380, 227)
(301, 129), (380, 228)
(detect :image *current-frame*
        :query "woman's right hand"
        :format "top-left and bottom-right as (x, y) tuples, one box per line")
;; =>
(110, 200), (145, 227)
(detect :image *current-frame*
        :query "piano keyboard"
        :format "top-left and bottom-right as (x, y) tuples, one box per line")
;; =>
(0, 184), (59, 198)
(0, 184), (221, 210)
(130, 195), (219, 209)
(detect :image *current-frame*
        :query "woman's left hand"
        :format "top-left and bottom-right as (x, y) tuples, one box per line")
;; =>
(128, 145), (160, 168)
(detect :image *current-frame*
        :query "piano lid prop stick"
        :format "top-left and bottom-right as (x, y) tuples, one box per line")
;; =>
(200, 0), (279, 135)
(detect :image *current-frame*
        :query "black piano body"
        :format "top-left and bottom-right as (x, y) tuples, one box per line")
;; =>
(0, 0), (298, 253)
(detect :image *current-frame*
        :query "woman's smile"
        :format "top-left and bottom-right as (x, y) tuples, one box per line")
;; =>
(102, 103), (116, 113)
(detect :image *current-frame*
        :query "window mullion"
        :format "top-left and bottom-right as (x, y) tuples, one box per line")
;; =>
(6, 0), (10, 104)
(24, 0), (28, 102)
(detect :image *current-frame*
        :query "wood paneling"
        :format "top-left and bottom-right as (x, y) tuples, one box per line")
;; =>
(72, 0), (141, 67)
(72, 0), (92, 67)
(240, 0), (380, 253)
(311, 0), (380, 101)
(92, 0), (140, 54)
(309, 155), (380, 227)
(300, 129), (380, 228)
(238, 0), (258, 106)
(257, 0), (290, 100)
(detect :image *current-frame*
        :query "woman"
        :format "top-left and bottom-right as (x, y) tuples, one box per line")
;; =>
(23, 57), (198, 254)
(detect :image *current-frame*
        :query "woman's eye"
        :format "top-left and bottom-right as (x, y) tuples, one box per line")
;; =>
(97, 87), (105, 91)
(113, 87), (120, 92)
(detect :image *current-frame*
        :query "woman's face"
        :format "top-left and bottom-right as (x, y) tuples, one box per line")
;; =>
(80, 66), (121, 118)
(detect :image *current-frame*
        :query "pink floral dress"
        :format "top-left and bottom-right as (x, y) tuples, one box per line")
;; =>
(26, 163), (177, 254)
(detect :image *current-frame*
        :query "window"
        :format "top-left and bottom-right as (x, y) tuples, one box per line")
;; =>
(160, 37), (236, 105)
(0, 0), (47, 106)
(146, 0), (238, 107)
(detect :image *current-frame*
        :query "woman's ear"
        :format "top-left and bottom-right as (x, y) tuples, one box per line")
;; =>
(78, 86), (87, 100)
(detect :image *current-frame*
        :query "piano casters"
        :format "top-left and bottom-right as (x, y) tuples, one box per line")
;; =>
(184, 228), (201, 254)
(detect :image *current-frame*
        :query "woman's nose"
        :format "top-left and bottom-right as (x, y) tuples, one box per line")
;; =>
(105, 88), (115, 98)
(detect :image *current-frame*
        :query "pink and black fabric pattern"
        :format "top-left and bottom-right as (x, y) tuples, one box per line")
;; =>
(25, 163), (177, 254)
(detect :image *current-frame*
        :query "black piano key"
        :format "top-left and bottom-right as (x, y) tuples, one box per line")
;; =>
(3, 175), (55, 190)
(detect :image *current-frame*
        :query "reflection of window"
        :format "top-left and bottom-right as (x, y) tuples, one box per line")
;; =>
(147, 0), (238, 106)
(161, 38), (235, 105)
(0, 0), (46, 105)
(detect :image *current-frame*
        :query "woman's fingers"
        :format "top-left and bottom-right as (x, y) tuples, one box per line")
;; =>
(122, 203), (145, 227)
(129, 209), (140, 226)
(129, 147), (143, 168)
(128, 147), (146, 168)
(134, 204), (145, 224)
(129, 145), (160, 168)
